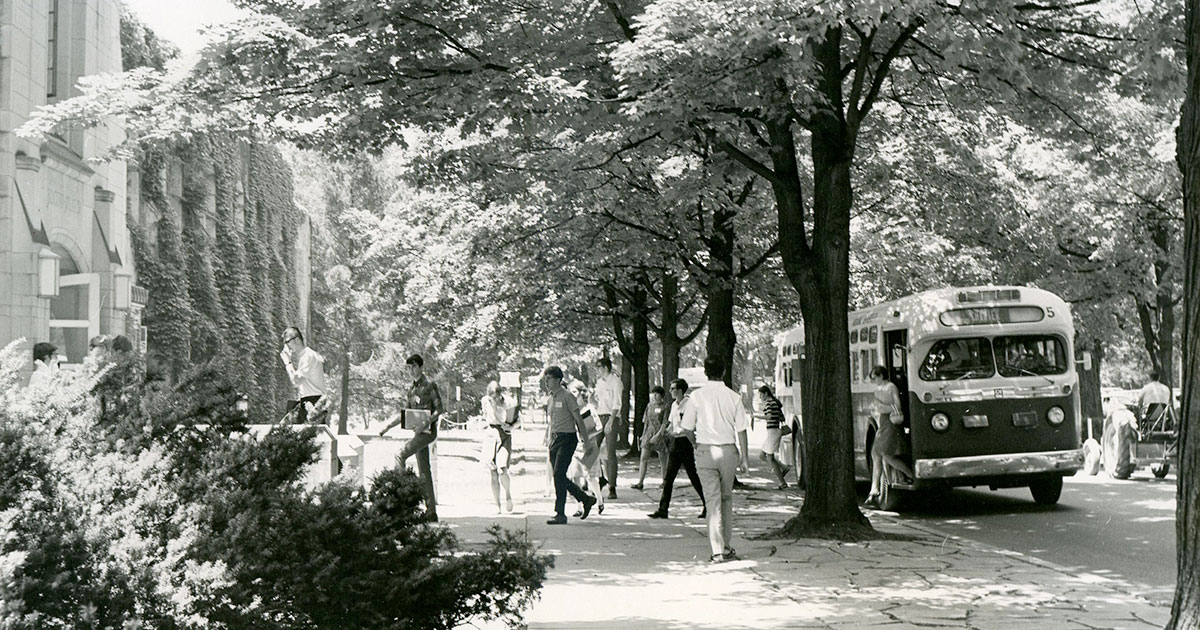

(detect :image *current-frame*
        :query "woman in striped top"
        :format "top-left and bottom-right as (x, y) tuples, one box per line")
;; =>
(757, 385), (791, 490)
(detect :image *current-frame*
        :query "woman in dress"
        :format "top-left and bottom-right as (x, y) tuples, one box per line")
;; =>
(482, 380), (517, 513)
(631, 386), (670, 490)
(866, 365), (914, 508)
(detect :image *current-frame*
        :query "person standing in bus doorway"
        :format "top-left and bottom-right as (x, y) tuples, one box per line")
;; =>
(756, 385), (792, 490)
(593, 357), (623, 499)
(1137, 370), (1173, 433)
(379, 354), (443, 521)
(866, 366), (915, 508)
(682, 357), (749, 563)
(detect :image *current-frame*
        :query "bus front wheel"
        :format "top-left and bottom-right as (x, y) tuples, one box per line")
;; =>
(1029, 476), (1063, 505)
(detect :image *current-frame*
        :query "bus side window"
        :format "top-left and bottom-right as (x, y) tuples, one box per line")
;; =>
(860, 349), (870, 379)
(871, 348), (878, 371)
(851, 352), (859, 382)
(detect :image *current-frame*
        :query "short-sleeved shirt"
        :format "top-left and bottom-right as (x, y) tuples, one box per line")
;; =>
(594, 373), (623, 416)
(681, 380), (749, 446)
(1139, 381), (1171, 417)
(408, 375), (443, 435)
(286, 346), (328, 398)
(666, 397), (690, 436)
(547, 387), (583, 434)
(762, 395), (784, 429)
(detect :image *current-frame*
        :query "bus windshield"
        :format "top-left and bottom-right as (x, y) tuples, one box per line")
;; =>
(994, 335), (1068, 377)
(918, 338), (995, 381)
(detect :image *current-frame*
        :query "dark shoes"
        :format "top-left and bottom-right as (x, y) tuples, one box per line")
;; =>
(709, 548), (737, 563)
(580, 494), (598, 519)
(630, 483), (644, 490)
(623, 449), (640, 459)
(863, 494), (880, 509)
(698, 510), (707, 519)
(573, 508), (584, 517)
(647, 510), (668, 519)
(732, 479), (750, 490)
(607, 490), (617, 500)
(546, 515), (568, 525)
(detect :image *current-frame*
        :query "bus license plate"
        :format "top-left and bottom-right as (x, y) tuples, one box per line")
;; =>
(1012, 412), (1038, 427)
(963, 414), (989, 428)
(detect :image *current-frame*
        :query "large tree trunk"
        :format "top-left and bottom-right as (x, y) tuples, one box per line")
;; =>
(339, 350), (350, 434)
(706, 206), (738, 388)
(631, 311), (650, 449)
(659, 272), (682, 386)
(771, 28), (870, 536)
(1076, 337), (1104, 442)
(1134, 219), (1178, 389)
(1169, 1), (1200, 626)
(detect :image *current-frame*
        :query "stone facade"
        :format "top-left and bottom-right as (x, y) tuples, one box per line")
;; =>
(1, 0), (313, 381)
(0, 0), (133, 375)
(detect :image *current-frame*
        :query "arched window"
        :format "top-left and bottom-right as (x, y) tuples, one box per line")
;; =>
(48, 245), (98, 365)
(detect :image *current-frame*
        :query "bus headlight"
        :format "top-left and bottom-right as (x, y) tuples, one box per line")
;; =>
(930, 413), (951, 432)
(1047, 406), (1066, 425)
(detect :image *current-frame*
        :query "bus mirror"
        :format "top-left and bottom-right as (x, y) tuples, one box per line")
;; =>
(1079, 352), (1092, 371)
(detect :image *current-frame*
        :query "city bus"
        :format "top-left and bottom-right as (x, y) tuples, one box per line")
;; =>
(775, 286), (1084, 510)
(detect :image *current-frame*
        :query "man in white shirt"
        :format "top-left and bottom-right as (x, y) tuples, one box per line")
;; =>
(681, 356), (749, 563)
(279, 327), (328, 424)
(593, 357), (623, 499)
(1137, 370), (1173, 431)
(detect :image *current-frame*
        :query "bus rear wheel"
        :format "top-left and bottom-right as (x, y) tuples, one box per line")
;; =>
(1029, 476), (1063, 505)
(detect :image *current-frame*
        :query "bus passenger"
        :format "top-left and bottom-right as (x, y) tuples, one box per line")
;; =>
(865, 366), (914, 508)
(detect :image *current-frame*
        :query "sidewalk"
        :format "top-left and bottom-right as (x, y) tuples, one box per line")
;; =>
(424, 426), (1173, 630)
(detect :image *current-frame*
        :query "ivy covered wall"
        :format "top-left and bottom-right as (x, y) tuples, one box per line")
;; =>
(123, 11), (310, 421)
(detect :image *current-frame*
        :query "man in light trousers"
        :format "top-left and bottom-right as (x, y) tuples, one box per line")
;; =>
(681, 356), (749, 563)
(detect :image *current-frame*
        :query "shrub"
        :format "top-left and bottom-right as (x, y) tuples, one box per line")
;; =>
(0, 340), (550, 628)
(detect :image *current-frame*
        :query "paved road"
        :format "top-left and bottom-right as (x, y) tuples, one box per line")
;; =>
(893, 470), (1178, 604)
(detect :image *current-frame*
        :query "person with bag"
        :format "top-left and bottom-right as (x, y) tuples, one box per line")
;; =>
(631, 386), (670, 490)
(865, 365), (914, 508)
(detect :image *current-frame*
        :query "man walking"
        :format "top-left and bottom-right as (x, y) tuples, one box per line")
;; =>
(379, 354), (443, 521)
(543, 366), (598, 524)
(681, 356), (749, 563)
(593, 357), (623, 498)
(279, 327), (328, 424)
(647, 379), (706, 520)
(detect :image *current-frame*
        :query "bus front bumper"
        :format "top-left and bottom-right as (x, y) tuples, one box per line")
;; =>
(915, 449), (1084, 480)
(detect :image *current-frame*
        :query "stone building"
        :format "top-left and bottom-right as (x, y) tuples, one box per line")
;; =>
(1, 0), (311, 385)
(0, 0), (137, 373)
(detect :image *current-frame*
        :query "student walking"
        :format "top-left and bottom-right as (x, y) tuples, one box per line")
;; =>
(593, 358), (623, 498)
(482, 380), (518, 513)
(681, 357), (749, 563)
(631, 386), (669, 490)
(542, 366), (598, 524)
(757, 385), (792, 490)
(379, 354), (443, 521)
(279, 327), (328, 424)
(647, 379), (706, 520)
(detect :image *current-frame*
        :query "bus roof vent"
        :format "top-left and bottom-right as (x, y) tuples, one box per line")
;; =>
(957, 289), (1020, 304)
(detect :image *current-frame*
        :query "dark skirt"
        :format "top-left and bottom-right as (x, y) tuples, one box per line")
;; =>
(875, 412), (909, 458)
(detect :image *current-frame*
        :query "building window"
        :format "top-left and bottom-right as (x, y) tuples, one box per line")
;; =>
(47, 246), (98, 366)
(47, 0), (59, 98)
